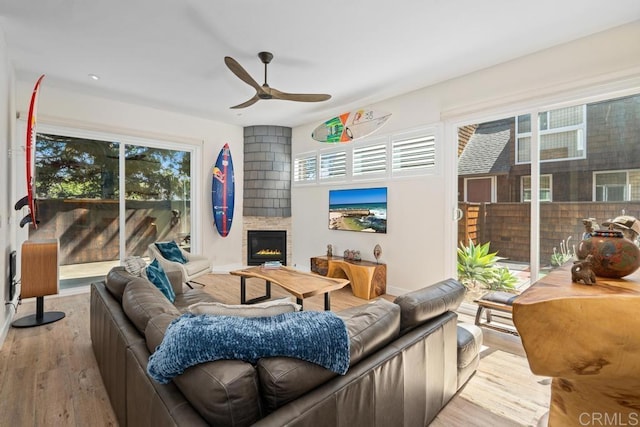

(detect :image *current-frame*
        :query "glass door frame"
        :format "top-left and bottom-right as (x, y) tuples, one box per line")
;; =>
(28, 123), (201, 272)
(444, 82), (640, 285)
(116, 134), (201, 259)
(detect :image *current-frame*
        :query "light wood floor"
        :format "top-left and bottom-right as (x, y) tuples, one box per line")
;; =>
(0, 274), (550, 426)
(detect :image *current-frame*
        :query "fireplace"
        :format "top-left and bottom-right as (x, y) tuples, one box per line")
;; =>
(247, 230), (287, 266)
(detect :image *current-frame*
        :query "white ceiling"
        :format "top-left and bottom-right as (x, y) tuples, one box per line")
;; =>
(1, 1), (639, 128)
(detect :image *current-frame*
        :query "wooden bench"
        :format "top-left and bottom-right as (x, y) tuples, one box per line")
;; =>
(474, 291), (519, 336)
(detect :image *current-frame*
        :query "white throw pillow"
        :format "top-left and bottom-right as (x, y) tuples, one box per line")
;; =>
(189, 297), (301, 317)
(123, 256), (147, 276)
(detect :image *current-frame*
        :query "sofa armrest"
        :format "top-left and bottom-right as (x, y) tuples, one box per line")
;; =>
(394, 278), (465, 334)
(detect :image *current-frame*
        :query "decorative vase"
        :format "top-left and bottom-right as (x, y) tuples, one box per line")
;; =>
(576, 230), (640, 278)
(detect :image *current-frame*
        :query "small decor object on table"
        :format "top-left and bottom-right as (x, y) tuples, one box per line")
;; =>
(262, 261), (282, 270)
(353, 251), (361, 261)
(327, 244), (333, 257)
(577, 228), (640, 278)
(571, 254), (596, 285)
(373, 244), (382, 264)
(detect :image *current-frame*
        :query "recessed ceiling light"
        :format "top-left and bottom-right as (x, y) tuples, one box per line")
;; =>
(88, 74), (100, 81)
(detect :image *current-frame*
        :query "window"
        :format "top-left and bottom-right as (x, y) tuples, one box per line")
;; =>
(353, 142), (386, 176)
(594, 170), (640, 201)
(319, 150), (347, 179)
(292, 126), (437, 185)
(392, 134), (436, 173)
(31, 125), (197, 289)
(293, 153), (317, 182)
(516, 105), (586, 163)
(521, 175), (552, 202)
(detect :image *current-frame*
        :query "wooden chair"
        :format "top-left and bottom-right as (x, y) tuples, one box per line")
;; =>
(147, 243), (211, 288)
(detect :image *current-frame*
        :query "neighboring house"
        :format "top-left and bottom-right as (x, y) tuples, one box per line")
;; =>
(458, 93), (640, 203)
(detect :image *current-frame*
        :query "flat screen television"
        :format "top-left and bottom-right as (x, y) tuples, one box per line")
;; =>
(329, 187), (387, 233)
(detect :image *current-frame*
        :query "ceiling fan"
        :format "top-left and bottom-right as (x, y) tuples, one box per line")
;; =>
(224, 52), (331, 109)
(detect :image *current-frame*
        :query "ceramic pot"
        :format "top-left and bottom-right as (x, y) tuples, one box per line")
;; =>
(577, 232), (640, 278)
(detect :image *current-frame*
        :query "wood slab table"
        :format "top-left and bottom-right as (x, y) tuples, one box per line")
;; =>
(230, 266), (350, 310)
(512, 264), (640, 426)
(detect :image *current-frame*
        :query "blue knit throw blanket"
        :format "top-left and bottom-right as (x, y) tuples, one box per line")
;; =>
(147, 311), (350, 384)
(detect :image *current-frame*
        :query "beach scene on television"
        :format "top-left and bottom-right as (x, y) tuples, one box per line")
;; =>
(329, 187), (387, 233)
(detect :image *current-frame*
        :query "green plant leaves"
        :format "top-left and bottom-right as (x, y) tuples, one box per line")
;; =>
(457, 239), (517, 291)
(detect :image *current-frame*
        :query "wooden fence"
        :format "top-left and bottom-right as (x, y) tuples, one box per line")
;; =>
(458, 201), (640, 265)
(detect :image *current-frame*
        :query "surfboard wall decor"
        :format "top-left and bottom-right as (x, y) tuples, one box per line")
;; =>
(312, 108), (391, 143)
(211, 143), (235, 237)
(15, 74), (45, 228)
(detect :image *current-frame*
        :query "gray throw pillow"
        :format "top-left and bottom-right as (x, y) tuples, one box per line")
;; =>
(188, 297), (301, 317)
(123, 256), (147, 276)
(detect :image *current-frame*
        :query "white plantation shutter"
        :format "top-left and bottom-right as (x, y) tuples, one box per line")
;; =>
(353, 143), (387, 176)
(392, 135), (435, 172)
(293, 154), (317, 182)
(320, 150), (347, 179)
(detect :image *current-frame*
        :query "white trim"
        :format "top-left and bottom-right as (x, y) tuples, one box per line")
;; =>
(521, 174), (553, 202)
(441, 69), (640, 120)
(515, 105), (587, 164)
(21, 113), (203, 146)
(593, 169), (640, 202)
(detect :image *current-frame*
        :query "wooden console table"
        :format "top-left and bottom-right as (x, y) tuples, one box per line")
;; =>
(310, 256), (386, 300)
(512, 264), (640, 426)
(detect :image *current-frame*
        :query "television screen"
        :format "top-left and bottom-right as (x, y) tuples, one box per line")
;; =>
(329, 187), (387, 233)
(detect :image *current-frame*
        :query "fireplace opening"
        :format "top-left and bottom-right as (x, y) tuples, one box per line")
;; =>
(247, 230), (287, 266)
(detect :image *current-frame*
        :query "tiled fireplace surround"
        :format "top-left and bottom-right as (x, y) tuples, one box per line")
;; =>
(241, 125), (293, 266)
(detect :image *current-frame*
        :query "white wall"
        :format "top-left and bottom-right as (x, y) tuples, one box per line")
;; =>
(12, 83), (245, 269)
(291, 21), (640, 295)
(0, 27), (18, 346)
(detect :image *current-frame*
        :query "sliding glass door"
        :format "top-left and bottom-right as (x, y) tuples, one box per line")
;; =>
(32, 127), (196, 290)
(454, 91), (640, 304)
(124, 145), (191, 258)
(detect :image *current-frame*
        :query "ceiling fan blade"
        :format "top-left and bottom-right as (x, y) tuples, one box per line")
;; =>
(224, 56), (261, 91)
(230, 94), (260, 109)
(270, 88), (331, 103)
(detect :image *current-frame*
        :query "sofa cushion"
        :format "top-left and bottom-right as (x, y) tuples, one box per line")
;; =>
(257, 358), (336, 413)
(122, 278), (181, 334)
(155, 241), (187, 264)
(258, 298), (400, 412)
(394, 278), (465, 334)
(145, 259), (176, 303)
(145, 313), (177, 353)
(188, 297), (301, 317)
(173, 360), (263, 426)
(457, 323), (483, 369)
(173, 289), (219, 312)
(338, 298), (401, 366)
(105, 266), (135, 302)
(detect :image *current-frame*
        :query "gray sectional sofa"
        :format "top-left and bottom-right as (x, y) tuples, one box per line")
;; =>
(90, 266), (481, 426)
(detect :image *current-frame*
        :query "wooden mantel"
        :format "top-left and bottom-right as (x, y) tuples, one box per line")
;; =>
(512, 264), (640, 426)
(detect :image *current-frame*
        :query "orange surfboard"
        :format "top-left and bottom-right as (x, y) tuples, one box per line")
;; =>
(312, 109), (391, 143)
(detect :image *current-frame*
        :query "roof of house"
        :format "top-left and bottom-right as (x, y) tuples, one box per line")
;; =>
(458, 118), (513, 176)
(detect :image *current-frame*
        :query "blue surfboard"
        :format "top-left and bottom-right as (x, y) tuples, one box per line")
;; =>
(211, 143), (235, 237)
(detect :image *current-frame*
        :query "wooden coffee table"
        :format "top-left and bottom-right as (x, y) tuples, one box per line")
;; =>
(230, 266), (350, 310)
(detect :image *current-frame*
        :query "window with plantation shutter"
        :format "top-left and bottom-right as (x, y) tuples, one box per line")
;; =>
(293, 154), (317, 182)
(392, 135), (436, 173)
(353, 143), (386, 176)
(320, 150), (347, 179)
